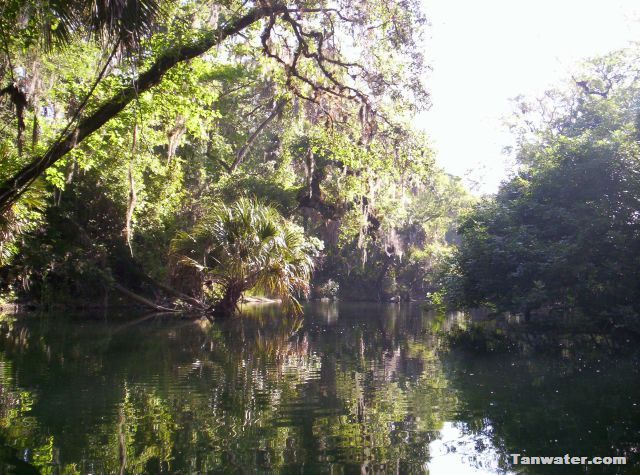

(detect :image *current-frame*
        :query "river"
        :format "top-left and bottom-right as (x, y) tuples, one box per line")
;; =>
(0, 302), (637, 473)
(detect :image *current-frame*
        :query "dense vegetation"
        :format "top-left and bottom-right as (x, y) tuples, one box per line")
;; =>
(1, 0), (638, 327)
(0, 0), (470, 313)
(170, 198), (318, 315)
(1, 4), (640, 472)
(444, 49), (640, 327)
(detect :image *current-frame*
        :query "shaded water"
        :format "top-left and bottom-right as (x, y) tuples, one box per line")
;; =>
(0, 303), (638, 474)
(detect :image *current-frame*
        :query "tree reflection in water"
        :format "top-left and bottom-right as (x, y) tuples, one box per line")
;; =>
(0, 305), (637, 474)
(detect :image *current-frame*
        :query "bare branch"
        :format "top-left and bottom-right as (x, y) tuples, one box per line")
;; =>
(229, 98), (287, 172)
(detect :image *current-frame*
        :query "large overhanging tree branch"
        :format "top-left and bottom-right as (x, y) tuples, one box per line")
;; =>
(0, 5), (286, 213)
(0, 0), (426, 212)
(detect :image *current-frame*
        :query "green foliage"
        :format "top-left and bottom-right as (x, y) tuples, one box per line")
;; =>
(0, 0), (470, 307)
(0, 0), (161, 50)
(313, 279), (339, 299)
(171, 198), (319, 314)
(447, 48), (640, 322)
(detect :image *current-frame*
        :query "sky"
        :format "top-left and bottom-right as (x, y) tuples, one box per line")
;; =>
(427, 422), (516, 474)
(416, 0), (640, 194)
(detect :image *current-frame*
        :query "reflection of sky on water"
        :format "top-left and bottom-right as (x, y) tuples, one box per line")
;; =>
(428, 422), (514, 474)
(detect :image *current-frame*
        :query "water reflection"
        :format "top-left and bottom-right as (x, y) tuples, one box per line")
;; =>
(0, 305), (637, 474)
(428, 422), (514, 474)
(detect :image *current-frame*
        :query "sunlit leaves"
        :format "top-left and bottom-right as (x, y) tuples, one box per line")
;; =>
(449, 48), (640, 319)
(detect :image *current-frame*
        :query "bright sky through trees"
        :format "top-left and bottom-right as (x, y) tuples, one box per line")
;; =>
(417, 0), (640, 194)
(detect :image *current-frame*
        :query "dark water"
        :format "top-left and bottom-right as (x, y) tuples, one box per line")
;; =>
(0, 303), (638, 474)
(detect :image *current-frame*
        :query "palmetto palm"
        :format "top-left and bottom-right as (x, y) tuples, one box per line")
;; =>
(2, 0), (160, 50)
(171, 198), (317, 316)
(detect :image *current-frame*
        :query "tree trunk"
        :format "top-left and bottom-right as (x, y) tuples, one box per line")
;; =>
(0, 5), (285, 212)
(213, 283), (245, 316)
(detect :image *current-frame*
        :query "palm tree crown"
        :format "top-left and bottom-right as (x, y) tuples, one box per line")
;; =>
(2, 0), (161, 50)
(171, 198), (319, 316)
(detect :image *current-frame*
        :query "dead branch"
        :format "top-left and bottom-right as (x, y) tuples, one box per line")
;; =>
(229, 98), (287, 172)
(112, 282), (179, 312)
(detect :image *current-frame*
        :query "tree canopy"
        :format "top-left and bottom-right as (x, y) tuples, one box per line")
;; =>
(445, 49), (640, 324)
(0, 0), (469, 311)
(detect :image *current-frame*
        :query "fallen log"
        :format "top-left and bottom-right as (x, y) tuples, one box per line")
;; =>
(112, 282), (179, 313)
(144, 277), (207, 309)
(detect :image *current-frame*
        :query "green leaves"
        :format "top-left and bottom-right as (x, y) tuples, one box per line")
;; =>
(0, 0), (162, 51)
(449, 47), (640, 319)
(171, 198), (319, 315)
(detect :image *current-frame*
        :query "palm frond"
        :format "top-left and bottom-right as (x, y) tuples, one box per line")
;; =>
(2, 0), (162, 50)
(171, 198), (320, 315)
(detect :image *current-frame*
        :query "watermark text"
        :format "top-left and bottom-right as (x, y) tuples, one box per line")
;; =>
(510, 454), (626, 466)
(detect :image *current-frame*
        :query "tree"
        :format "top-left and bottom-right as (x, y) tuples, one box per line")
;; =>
(446, 48), (640, 324)
(1, 0), (462, 308)
(0, 0), (161, 50)
(0, 0), (427, 212)
(170, 198), (318, 315)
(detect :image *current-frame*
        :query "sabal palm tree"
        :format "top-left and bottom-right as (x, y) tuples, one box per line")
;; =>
(170, 198), (318, 316)
(1, 0), (161, 50)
